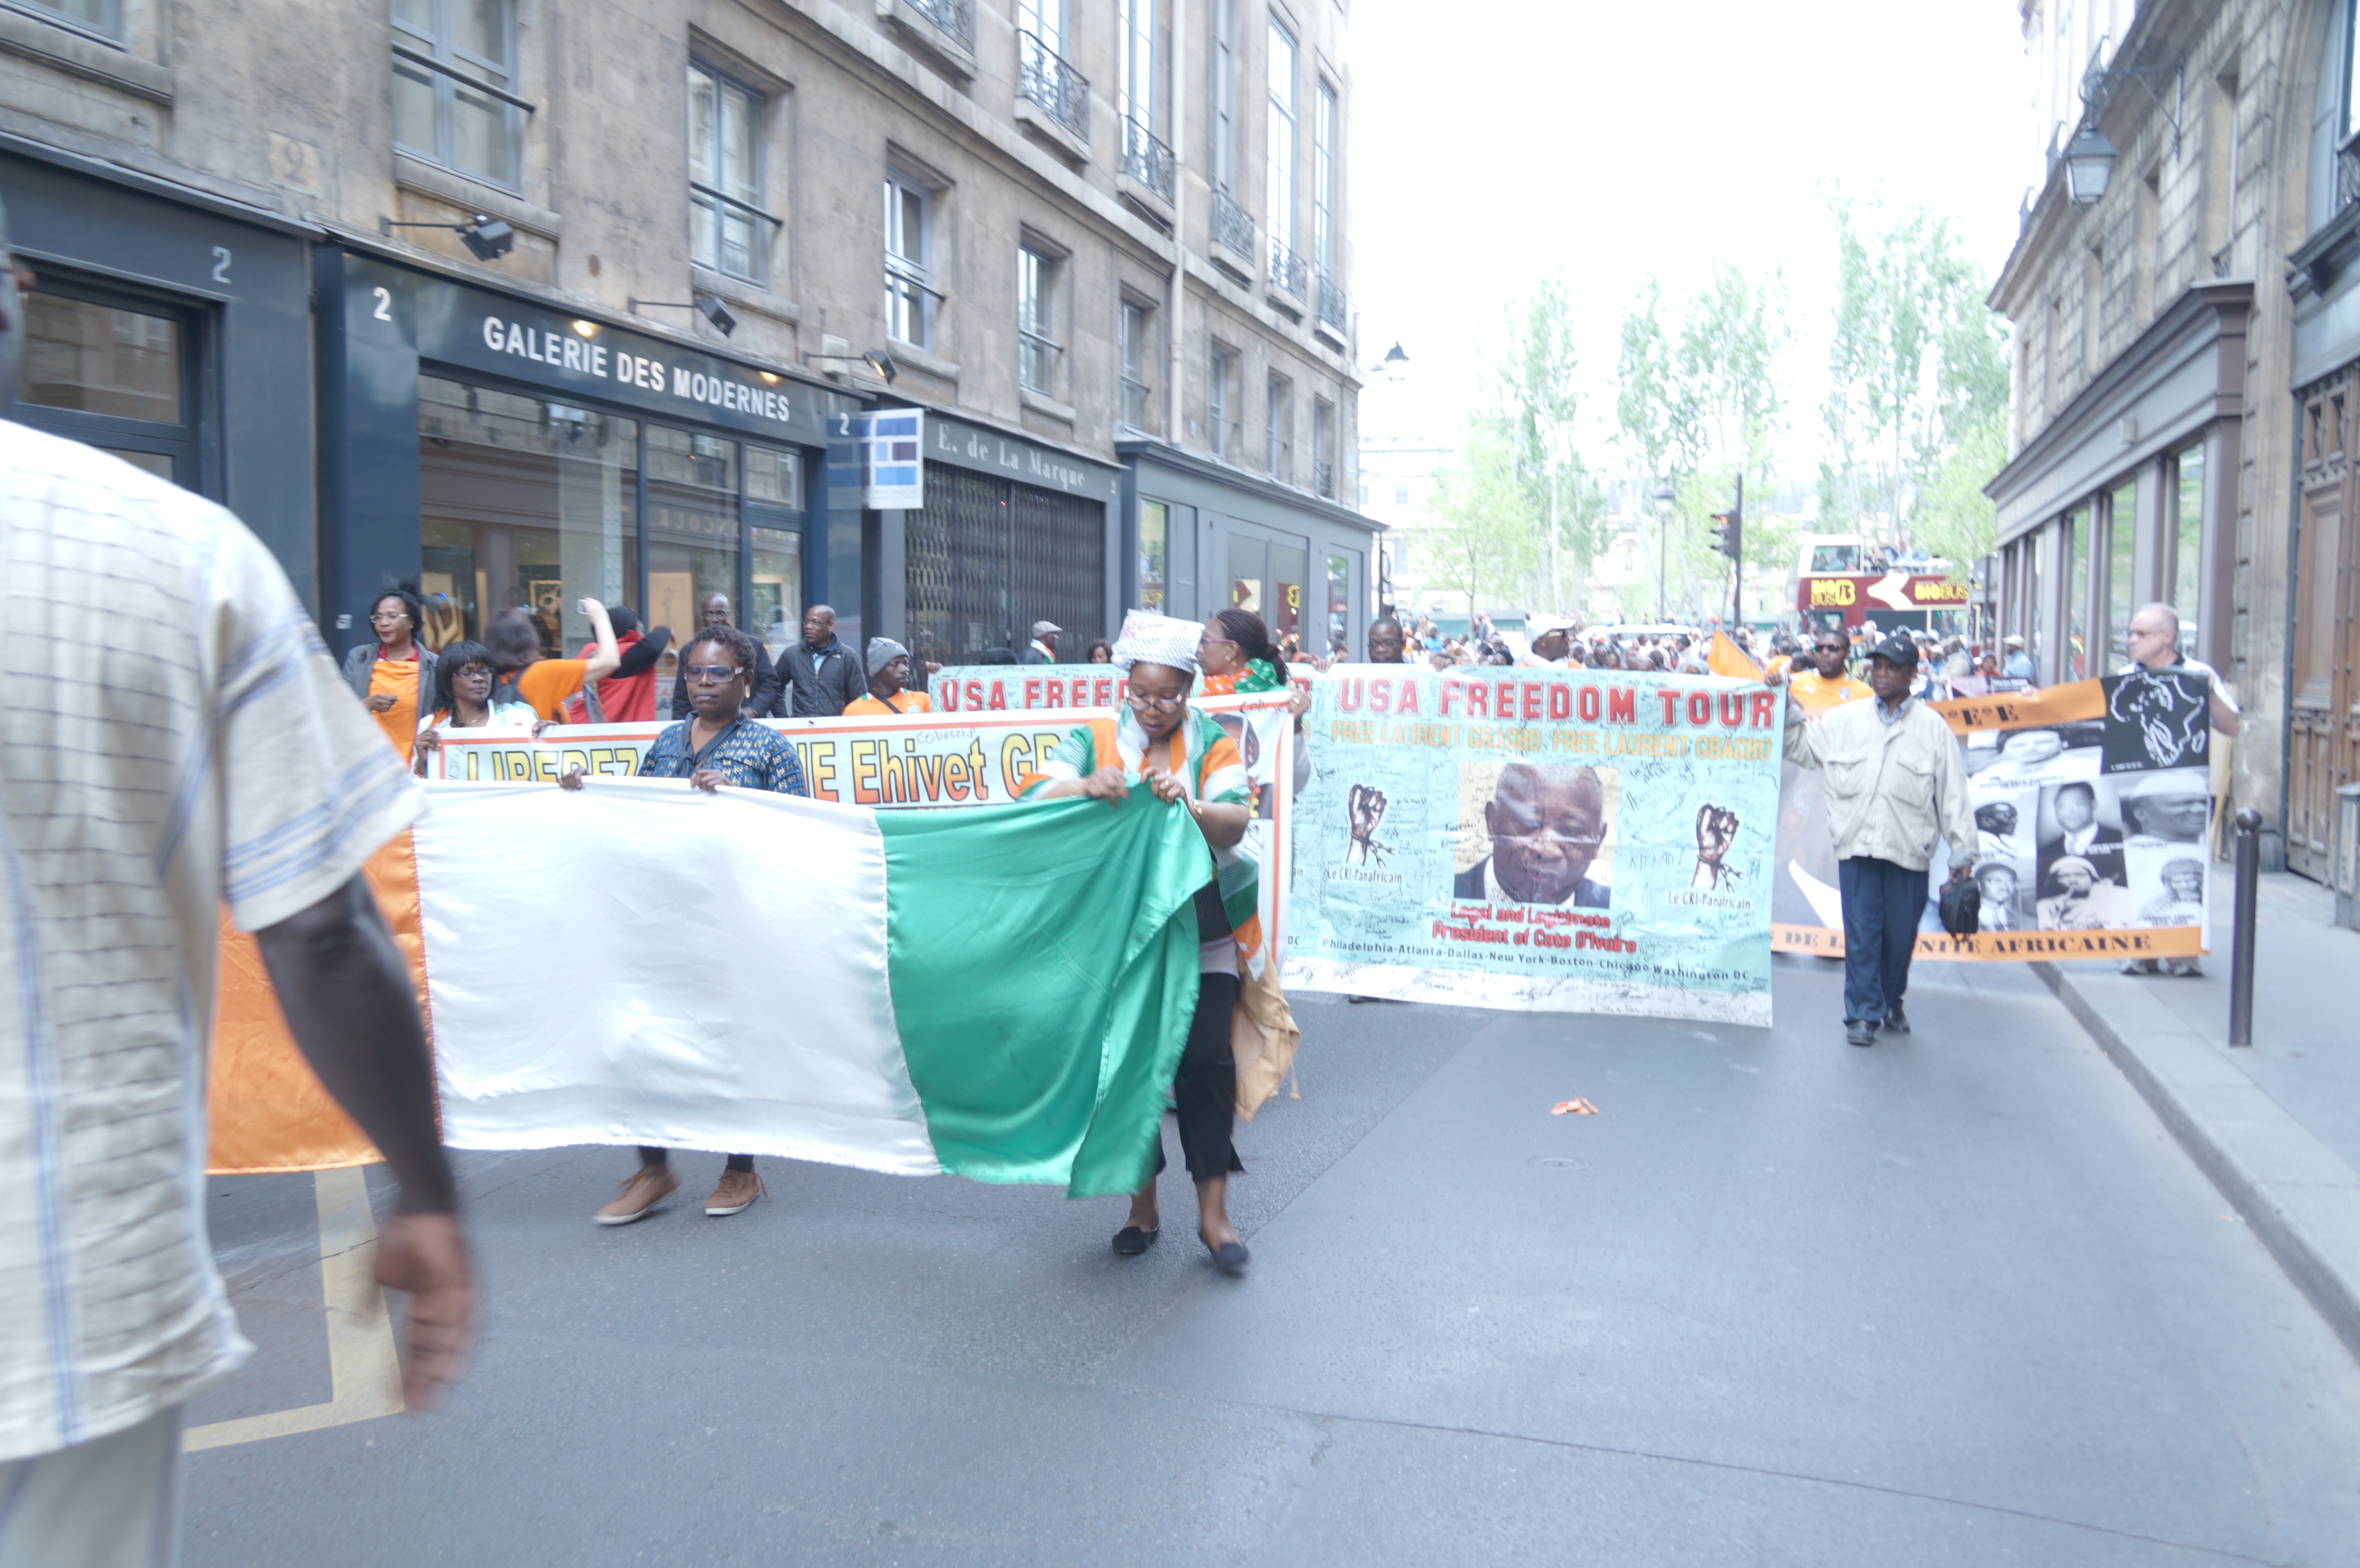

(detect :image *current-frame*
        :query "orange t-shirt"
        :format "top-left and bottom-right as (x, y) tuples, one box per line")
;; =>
(367, 658), (420, 762)
(516, 659), (590, 721)
(843, 690), (933, 717)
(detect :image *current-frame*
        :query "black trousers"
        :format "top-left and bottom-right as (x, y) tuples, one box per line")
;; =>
(1838, 855), (1927, 1026)
(1154, 970), (1243, 1183)
(639, 1148), (754, 1173)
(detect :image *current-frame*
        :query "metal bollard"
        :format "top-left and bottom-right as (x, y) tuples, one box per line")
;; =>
(2228, 808), (2261, 1048)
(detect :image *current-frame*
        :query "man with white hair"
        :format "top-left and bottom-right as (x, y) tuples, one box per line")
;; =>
(2120, 602), (2238, 977)
(0, 200), (473, 1563)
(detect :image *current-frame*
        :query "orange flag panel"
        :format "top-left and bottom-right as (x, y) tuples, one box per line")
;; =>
(205, 832), (430, 1174)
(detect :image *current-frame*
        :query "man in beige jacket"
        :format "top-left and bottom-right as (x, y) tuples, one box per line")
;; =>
(1769, 631), (1977, 1046)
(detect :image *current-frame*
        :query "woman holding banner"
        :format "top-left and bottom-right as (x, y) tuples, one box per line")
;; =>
(1021, 612), (1263, 1273)
(411, 640), (543, 776)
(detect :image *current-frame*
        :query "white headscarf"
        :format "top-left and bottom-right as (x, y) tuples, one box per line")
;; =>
(1110, 610), (1200, 675)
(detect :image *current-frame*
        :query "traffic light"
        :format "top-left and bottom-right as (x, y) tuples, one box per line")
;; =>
(1710, 506), (1743, 562)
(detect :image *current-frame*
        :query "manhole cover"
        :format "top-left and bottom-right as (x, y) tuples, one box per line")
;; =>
(1529, 1156), (1589, 1170)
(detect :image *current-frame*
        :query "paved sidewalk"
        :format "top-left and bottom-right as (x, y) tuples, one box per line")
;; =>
(2039, 870), (2360, 1361)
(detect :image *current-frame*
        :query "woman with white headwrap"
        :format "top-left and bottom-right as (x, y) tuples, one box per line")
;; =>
(1018, 611), (1259, 1271)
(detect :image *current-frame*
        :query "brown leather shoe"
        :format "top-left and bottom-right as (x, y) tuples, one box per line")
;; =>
(705, 1168), (764, 1217)
(595, 1164), (679, 1225)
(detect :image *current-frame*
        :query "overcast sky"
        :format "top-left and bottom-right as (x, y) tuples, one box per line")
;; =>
(1347, 0), (2034, 476)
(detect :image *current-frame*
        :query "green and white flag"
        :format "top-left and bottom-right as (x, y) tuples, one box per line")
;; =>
(412, 780), (1209, 1197)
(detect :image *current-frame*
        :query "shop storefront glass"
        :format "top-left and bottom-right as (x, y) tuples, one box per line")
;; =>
(1138, 500), (1168, 612)
(750, 527), (801, 656)
(2172, 443), (2204, 651)
(16, 282), (197, 486)
(2027, 528), (2047, 671)
(2105, 480), (2137, 667)
(1228, 533), (1265, 615)
(2063, 508), (2089, 680)
(645, 423), (740, 640)
(418, 376), (640, 656)
(1326, 551), (1352, 651)
(1270, 539), (1307, 647)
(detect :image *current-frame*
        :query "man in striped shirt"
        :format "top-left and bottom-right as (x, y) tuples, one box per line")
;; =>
(0, 207), (472, 1566)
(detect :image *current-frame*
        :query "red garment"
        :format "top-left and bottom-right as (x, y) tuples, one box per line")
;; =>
(565, 630), (658, 723)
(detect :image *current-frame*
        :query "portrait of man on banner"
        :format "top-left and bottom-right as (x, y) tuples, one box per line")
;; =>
(1451, 760), (1616, 908)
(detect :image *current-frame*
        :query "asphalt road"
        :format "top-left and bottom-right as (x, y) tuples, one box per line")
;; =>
(184, 956), (2360, 1566)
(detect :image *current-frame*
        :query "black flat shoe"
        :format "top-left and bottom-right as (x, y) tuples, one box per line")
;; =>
(1202, 1234), (1250, 1273)
(1882, 1001), (1910, 1034)
(1111, 1225), (1158, 1256)
(1845, 1020), (1877, 1048)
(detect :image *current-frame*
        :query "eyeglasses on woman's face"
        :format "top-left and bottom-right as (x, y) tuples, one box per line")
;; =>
(684, 663), (742, 684)
(1126, 692), (1185, 712)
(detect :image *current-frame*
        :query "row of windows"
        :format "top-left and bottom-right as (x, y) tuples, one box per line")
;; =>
(375, 1), (1340, 489)
(380, 2), (1341, 286)
(2001, 441), (2205, 683)
(1015, 0), (1342, 279)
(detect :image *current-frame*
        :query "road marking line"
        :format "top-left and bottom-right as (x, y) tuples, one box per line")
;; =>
(184, 1166), (405, 1452)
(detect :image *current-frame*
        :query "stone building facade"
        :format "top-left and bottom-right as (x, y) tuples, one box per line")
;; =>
(0, 0), (1376, 673)
(1986, 0), (2360, 880)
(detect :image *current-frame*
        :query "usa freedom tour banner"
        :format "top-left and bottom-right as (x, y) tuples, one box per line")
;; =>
(1771, 669), (2217, 960)
(1284, 665), (1784, 1025)
(929, 665), (1136, 713)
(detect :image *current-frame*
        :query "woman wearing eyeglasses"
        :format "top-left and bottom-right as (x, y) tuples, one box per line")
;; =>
(410, 640), (545, 777)
(1194, 607), (1289, 696)
(341, 583), (440, 764)
(1019, 612), (1259, 1272)
(565, 622), (807, 1227)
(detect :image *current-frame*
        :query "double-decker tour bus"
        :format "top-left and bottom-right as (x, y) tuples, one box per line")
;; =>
(1789, 534), (1971, 637)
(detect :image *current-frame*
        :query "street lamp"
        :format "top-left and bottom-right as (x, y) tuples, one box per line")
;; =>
(2063, 123), (2117, 208)
(2063, 51), (2182, 210)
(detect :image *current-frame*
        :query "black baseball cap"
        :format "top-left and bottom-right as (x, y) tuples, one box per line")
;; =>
(1866, 631), (1919, 666)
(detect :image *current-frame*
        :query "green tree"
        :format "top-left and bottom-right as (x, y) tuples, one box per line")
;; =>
(1420, 417), (1544, 617)
(1613, 267), (1792, 622)
(1496, 276), (1614, 616)
(1820, 192), (2010, 560)
(1910, 405), (2008, 572)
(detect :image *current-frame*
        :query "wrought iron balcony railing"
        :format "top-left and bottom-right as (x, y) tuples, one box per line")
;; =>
(905, 0), (973, 49)
(1266, 236), (1307, 298)
(1121, 117), (1175, 204)
(1018, 31), (1088, 140)
(1316, 272), (1347, 332)
(2340, 141), (2360, 215)
(1213, 190), (1255, 257)
(1314, 457), (1335, 499)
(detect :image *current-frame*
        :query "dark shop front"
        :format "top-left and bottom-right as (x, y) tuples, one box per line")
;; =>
(315, 246), (862, 667)
(0, 136), (319, 592)
(891, 412), (1123, 668)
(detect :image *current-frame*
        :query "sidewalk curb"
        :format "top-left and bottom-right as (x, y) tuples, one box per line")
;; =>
(2034, 960), (2360, 1364)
